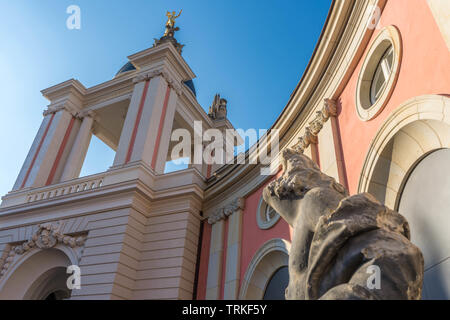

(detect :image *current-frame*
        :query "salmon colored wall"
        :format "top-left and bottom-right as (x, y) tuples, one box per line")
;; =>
(196, 221), (211, 300)
(239, 174), (292, 289)
(338, 0), (450, 194)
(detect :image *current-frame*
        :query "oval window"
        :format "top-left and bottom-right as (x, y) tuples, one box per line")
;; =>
(257, 197), (280, 230)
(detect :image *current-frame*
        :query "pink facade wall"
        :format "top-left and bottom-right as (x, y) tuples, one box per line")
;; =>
(239, 175), (292, 289)
(197, 0), (450, 300)
(338, 0), (450, 194)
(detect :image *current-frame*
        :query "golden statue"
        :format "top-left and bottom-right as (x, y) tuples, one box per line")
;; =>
(164, 9), (182, 37)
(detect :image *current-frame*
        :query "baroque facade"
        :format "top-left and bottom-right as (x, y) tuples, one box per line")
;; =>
(0, 0), (449, 300)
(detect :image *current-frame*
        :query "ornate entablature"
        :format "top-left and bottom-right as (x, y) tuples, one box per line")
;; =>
(208, 197), (245, 224)
(293, 98), (337, 153)
(0, 223), (86, 279)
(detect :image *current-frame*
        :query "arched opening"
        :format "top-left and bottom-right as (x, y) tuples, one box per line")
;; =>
(0, 248), (74, 300)
(239, 239), (290, 300)
(359, 95), (450, 300)
(24, 266), (71, 300)
(398, 149), (450, 300)
(262, 266), (289, 300)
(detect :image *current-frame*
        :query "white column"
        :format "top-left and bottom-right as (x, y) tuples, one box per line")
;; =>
(112, 71), (180, 173)
(61, 112), (95, 181)
(223, 206), (243, 299)
(152, 87), (179, 174)
(13, 112), (54, 190)
(205, 219), (225, 300)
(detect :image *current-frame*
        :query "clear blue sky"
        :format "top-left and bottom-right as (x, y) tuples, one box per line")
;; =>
(0, 0), (330, 197)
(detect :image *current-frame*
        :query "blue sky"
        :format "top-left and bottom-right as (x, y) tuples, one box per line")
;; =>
(0, 0), (330, 197)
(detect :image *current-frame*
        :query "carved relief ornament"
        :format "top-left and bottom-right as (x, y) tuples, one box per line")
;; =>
(293, 98), (337, 153)
(0, 223), (86, 279)
(208, 197), (245, 224)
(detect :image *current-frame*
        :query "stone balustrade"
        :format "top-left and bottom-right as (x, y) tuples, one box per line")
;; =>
(26, 173), (105, 203)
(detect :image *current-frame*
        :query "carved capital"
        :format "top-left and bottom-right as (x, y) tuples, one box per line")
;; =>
(133, 69), (182, 95)
(77, 110), (97, 121)
(133, 69), (168, 84)
(208, 197), (245, 224)
(43, 102), (79, 117)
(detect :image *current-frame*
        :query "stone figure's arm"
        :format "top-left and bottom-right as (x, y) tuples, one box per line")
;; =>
(262, 187), (299, 226)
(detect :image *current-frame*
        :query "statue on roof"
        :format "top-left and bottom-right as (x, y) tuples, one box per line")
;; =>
(208, 94), (228, 120)
(164, 9), (182, 37)
(154, 9), (185, 54)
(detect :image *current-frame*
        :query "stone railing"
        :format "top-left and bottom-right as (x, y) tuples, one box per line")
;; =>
(26, 173), (105, 203)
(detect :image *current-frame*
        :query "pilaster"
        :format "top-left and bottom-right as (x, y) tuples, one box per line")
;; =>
(223, 199), (244, 299)
(61, 111), (95, 182)
(113, 70), (181, 175)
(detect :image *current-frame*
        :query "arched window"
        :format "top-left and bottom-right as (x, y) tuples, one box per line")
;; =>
(398, 149), (450, 300)
(263, 266), (289, 300)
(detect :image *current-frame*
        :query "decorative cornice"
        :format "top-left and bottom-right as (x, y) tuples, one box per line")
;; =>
(293, 98), (337, 153)
(208, 197), (245, 224)
(0, 222), (86, 278)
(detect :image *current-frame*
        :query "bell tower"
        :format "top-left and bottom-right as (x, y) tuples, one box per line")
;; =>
(0, 12), (235, 300)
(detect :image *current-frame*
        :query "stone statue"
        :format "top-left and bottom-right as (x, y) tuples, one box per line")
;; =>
(208, 94), (228, 120)
(153, 10), (185, 54)
(164, 9), (182, 37)
(263, 148), (424, 300)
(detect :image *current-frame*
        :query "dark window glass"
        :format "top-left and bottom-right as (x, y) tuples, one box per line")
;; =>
(263, 266), (289, 300)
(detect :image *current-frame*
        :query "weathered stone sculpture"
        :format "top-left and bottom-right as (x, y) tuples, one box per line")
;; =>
(263, 148), (424, 300)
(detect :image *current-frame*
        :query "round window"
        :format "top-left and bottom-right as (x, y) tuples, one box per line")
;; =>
(257, 197), (280, 230)
(370, 46), (394, 105)
(356, 26), (402, 121)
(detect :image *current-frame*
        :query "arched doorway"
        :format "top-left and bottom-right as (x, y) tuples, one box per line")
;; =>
(239, 239), (290, 300)
(359, 95), (450, 300)
(398, 149), (450, 299)
(262, 266), (289, 300)
(0, 248), (74, 300)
